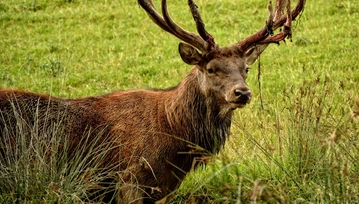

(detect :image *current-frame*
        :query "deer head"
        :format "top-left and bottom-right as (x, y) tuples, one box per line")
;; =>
(138, 0), (305, 110)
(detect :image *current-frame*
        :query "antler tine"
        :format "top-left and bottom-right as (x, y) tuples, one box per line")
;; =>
(161, 0), (212, 52)
(237, 1), (275, 53)
(138, 0), (214, 53)
(237, 0), (306, 53)
(138, 0), (192, 45)
(188, 0), (216, 51)
(273, 0), (305, 30)
(258, 0), (293, 44)
(274, 0), (286, 22)
(137, 0), (174, 35)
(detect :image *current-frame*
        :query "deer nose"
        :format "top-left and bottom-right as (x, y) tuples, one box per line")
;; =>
(234, 89), (252, 103)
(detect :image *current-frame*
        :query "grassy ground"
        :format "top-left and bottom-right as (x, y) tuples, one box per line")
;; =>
(1, 0), (358, 203)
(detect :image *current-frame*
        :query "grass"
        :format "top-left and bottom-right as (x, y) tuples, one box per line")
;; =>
(0, 101), (121, 203)
(1, 0), (358, 203)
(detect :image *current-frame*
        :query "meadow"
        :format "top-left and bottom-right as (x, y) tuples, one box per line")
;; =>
(1, 0), (358, 203)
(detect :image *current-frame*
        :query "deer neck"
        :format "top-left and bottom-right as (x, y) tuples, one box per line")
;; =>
(165, 68), (233, 154)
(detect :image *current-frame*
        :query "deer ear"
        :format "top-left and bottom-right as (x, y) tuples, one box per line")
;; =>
(243, 44), (269, 65)
(178, 42), (203, 65)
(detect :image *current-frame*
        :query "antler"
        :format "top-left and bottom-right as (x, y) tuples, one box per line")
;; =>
(237, 0), (306, 54)
(138, 0), (216, 53)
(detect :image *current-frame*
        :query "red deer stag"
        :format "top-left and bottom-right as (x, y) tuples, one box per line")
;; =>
(0, 0), (305, 203)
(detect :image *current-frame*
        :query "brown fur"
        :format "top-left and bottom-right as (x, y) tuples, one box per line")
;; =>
(0, 61), (247, 203)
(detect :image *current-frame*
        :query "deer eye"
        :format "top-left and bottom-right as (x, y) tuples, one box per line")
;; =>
(245, 68), (250, 74)
(207, 68), (214, 74)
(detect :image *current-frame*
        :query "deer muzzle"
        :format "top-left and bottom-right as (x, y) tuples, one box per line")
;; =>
(227, 87), (252, 109)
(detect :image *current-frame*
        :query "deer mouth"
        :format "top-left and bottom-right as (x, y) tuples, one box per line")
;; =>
(230, 101), (248, 109)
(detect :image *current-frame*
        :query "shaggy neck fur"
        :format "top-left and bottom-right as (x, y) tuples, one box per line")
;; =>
(165, 68), (233, 154)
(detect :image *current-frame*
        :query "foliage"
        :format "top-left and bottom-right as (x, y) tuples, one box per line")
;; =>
(0, 105), (120, 203)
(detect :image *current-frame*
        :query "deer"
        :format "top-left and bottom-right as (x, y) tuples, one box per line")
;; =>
(0, 0), (305, 203)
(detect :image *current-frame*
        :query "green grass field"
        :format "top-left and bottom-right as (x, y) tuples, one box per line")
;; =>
(1, 0), (358, 203)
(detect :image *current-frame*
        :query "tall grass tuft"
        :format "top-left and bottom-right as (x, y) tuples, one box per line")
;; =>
(0, 102), (121, 203)
(274, 76), (359, 202)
